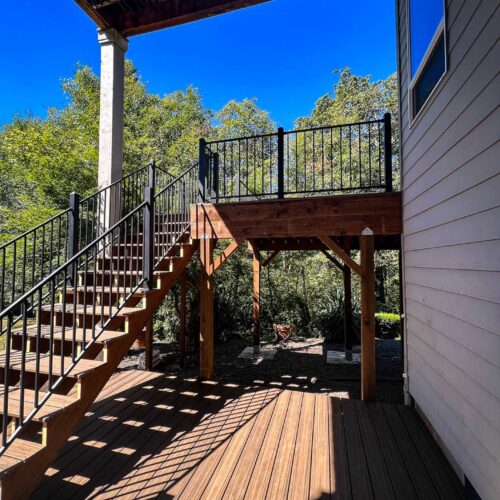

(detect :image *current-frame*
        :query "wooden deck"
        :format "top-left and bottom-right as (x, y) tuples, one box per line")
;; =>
(33, 370), (465, 499)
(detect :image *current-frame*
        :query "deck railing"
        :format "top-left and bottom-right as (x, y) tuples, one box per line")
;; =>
(0, 164), (174, 314)
(0, 162), (195, 455)
(199, 114), (392, 202)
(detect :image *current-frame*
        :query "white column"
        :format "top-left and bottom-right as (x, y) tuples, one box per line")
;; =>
(97, 28), (128, 229)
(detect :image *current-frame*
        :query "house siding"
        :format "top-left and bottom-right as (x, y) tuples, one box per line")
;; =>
(397, 1), (500, 499)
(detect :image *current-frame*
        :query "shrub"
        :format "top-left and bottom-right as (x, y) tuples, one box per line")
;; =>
(375, 312), (400, 339)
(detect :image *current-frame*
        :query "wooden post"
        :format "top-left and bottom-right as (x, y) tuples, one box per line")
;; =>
(252, 245), (261, 354)
(361, 229), (376, 401)
(145, 319), (153, 371)
(199, 237), (214, 379)
(343, 238), (353, 361)
(179, 270), (187, 367)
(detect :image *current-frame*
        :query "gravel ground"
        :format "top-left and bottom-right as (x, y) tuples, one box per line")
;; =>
(119, 336), (404, 404)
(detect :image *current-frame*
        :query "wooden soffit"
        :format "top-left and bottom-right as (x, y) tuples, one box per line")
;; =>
(75, 0), (270, 37)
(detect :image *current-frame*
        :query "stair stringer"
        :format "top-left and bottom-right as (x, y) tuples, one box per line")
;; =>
(0, 239), (199, 500)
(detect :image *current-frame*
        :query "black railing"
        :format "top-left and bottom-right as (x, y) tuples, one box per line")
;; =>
(0, 163), (174, 314)
(0, 163), (193, 455)
(199, 114), (393, 202)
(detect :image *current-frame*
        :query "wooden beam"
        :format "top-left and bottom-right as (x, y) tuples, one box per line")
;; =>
(199, 238), (215, 380)
(262, 250), (280, 268)
(211, 239), (242, 274)
(320, 249), (344, 272)
(144, 319), (153, 371)
(252, 245), (261, 354)
(320, 236), (362, 276)
(179, 270), (187, 368)
(343, 238), (354, 361)
(360, 230), (376, 401)
(191, 192), (402, 240)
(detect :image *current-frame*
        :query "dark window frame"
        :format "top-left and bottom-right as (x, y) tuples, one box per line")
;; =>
(407, 0), (448, 123)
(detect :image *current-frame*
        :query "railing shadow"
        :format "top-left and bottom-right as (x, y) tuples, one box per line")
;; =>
(33, 372), (281, 499)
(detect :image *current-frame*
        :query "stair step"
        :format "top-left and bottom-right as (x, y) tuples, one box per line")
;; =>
(0, 350), (104, 378)
(66, 285), (153, 298)
(11, 325), (127, 345)
(41, 304), (145, 318)
(0, 387), (77, 421)
(0, 439), (44, 476)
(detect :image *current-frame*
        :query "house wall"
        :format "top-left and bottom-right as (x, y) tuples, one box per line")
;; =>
(396, 1), (500, 499)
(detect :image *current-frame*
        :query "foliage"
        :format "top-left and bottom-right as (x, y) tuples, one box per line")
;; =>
(375, 312), (401, 339)
(0, 61), (401, 346)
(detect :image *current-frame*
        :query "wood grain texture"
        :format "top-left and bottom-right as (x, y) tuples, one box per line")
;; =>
(190, 192), (402, 240)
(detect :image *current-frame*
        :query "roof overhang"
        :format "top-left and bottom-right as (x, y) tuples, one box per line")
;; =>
(75, 0), (270, 37)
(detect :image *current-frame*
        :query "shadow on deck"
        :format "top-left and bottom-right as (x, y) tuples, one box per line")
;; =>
(33, 369), (465, 499)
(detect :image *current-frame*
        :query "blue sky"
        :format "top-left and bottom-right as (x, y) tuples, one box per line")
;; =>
(2, 0), (396, 130)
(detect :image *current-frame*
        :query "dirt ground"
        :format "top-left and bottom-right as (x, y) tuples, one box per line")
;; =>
(119, 336), (404, 404)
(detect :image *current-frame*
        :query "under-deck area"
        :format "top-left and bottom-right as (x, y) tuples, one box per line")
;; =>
(34, 370), (465, 499)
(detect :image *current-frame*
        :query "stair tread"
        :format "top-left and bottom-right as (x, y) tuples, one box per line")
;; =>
(11, 325), (127, 344)
(0, 438), (43, 475)
(0, 350), (104, 377)
(67, 285), (155, 295)
(41, 304), (145, 317)
(0, 386), (77, 420)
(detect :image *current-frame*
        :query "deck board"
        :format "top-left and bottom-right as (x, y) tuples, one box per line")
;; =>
(33, 370), (466, 500)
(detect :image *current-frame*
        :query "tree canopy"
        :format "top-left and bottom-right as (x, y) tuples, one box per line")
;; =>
(0, 62), (400, 343)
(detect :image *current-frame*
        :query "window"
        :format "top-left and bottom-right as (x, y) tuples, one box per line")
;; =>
(408, 0), (447, 119)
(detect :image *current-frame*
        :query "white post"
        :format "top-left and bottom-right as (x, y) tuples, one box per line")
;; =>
(97, 28), (128, 230)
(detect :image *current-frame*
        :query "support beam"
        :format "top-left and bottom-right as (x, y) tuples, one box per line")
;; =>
(343, 238), (354, 361)
(211, 239), (242, 274)
(144, 319), (153, 371)
(199, 238), (215, 379)
(262, 250), (280, 268)
(251, 244), (261, 354)
(320, 236), (362, 276)
(97, 28), (128, 229)
(179, 270), (187, 368)
(360, 229), (376, 401)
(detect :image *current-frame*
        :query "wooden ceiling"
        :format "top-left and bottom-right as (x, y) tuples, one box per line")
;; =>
(75, 0), (270, 37)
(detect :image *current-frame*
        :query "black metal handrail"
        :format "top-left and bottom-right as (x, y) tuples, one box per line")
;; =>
(198, 114), (393, 202)
(0, 163), (174, 315)
(0, 163), (192, 456)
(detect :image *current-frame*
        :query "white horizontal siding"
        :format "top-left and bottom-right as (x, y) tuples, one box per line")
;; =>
(398, 0), (500, 498)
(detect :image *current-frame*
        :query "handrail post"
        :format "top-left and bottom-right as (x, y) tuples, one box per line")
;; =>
(213, 152), (219, 203)
(383, 113), (393, 192)
(277, 127), (285, 199)
(68, 192), (80, 285)
(143, 185), (155, 290)
(149, 159), (156, 190)
(198, 138), (207, 203)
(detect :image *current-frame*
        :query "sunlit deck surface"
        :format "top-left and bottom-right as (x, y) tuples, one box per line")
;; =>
(34, 370), (465, 499)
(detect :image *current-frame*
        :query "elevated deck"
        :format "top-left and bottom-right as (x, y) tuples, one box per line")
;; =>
(34, 370), (465, 499)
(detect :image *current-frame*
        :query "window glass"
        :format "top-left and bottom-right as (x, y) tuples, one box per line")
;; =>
(413, 33), (445, 115)
(409, 0), (444, 77)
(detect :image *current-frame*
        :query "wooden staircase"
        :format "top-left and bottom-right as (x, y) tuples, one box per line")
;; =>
(0, 234), (198, 499)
